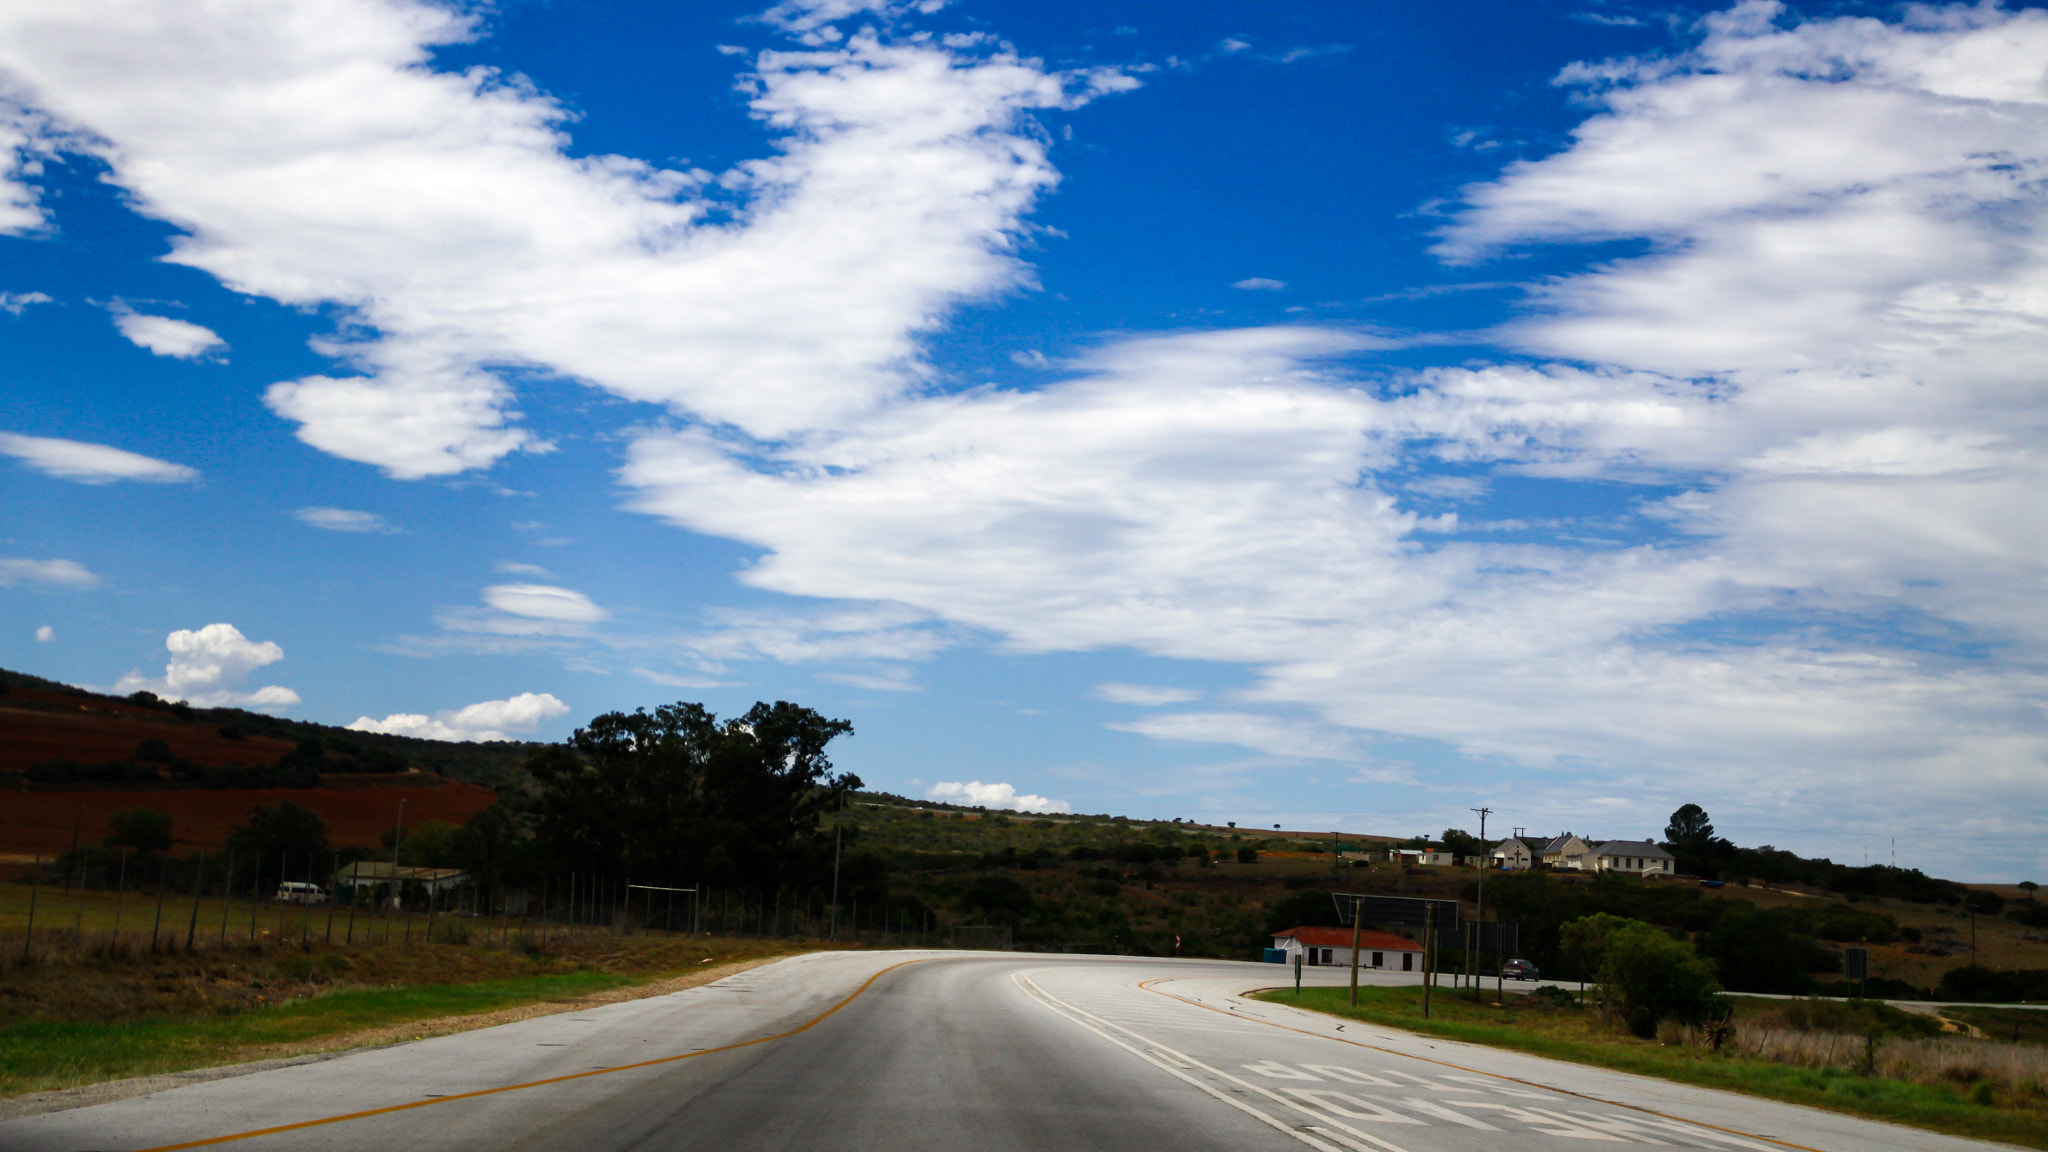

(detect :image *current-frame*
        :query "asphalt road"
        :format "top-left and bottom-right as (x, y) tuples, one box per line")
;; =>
(0, 951), (2015, 1152)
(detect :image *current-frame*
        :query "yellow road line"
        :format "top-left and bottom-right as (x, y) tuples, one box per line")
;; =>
(1139, 980), (1832, 1152)
(134, 957), (931, 1152)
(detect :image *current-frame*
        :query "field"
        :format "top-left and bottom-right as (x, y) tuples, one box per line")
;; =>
(1258, 984), (2048, 1149)
(0, 779), (497, 860)
(0, 877), (809, 1097)
(0, 686), (296, 773)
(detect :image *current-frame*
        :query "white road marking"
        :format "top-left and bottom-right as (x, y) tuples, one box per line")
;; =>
(1014, 973), (1380, 1152)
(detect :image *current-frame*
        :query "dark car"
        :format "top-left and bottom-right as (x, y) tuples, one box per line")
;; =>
(1501, 958), (1540, 981)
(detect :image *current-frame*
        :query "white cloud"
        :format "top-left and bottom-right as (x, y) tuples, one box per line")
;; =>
(492, 560), (552, 577)
(1094, 682), (1204, 706)
(926, 780), (1071, 814)
(0, 291), (50, 314)
(34, 625), (52, 642)
(114, 622), (299, 709)
(1110, 711), (1367, 762)
(480, 584), (608, 623)
(347, 691), (569, 742)
(1231, 277), (1286, 290)
(817, 667), (922, 692)
(109, 307), (225, 359)
(0, 558), (97, 588)
(0, 0), (1136, 476)
(0, 431), (198, 484)
(294, 506), (396, 533)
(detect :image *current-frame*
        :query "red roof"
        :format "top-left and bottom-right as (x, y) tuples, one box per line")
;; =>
(1272, 926), (1423, 951)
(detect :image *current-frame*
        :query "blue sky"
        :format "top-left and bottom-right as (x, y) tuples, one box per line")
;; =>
(3, 0), (2046, 879)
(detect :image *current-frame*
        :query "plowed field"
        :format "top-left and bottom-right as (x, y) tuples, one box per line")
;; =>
(0, 780), (497, 858)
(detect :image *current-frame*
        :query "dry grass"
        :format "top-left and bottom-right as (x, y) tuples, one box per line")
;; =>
(1722, 1022), (2048, 1105)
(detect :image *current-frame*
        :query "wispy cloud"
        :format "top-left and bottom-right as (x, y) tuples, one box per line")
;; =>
(0, 431), (198, 484)
(294, 507), (398, 533)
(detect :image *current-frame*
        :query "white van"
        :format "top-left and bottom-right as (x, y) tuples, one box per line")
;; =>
(276, 881), (327, 904)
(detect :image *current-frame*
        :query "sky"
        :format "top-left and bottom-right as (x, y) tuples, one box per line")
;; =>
(2, 0), (2046, 880)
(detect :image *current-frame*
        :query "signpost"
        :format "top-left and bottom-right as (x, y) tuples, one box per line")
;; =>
(1844, 947), (1869, 1000)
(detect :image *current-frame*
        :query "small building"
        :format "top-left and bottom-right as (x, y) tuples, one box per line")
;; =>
(1395, 843), (1458, 867)
(1536, 833), (1594, 871)
(1271, 926), (1427, 972)
(333, 861), (468, 898)
(1590, 840), (1674, 876)
(1491, 839), (1537, 870)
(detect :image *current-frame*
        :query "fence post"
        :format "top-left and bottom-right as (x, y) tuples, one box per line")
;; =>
(22, 855), (39, 962)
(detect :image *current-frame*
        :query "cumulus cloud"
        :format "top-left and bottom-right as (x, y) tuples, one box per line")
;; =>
(294, 506), (396, 533)
(109, 307), (225, 359)
(1231, 277), (1286, 290)
(926, 780), (1071, 814)
(0, 291), (50, 314)
(0, 558), (97, 588)
(0, 431), (198, 484)
(34, 625), (52, 642)
(113, 622), (299, 709)
(0, 0), (1136, 476)
(347, 691), (569, 742)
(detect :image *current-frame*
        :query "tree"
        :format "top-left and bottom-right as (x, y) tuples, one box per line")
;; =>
(452, 801), (525, 915)
(1440, 828), (1486, 860)
(225, 800), (328, 890)
(2021, 881), (2039, 901)
(1663, 804), (1715, 854)
(1662, 803), (1734, 878)
(529, 700), (858, 893)
(1564, 913), (1723, 1037)
(105, 807), (173, 854)
(1964, 889), (2006, 916)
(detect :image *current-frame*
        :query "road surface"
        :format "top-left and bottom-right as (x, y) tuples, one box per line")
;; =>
(0, 951), (2013, 1151)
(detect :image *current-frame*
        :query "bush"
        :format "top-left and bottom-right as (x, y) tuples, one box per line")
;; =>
(1564, 913), (1724, 1037)
(105, 807), (174, 855)
(1236, 847), (1258, 864)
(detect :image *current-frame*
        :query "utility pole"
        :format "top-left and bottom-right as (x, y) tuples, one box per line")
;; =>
(389, 799), (406, 918)
(1470, 806), (1491, 997)
(1348, 896), (1363, 1006)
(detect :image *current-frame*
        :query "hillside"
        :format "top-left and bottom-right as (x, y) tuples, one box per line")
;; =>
(0, 667), (539, 787)
(4, 665), (2040, 998)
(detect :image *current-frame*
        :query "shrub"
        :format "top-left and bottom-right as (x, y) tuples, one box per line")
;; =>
(1563, 913), (1724, 1037)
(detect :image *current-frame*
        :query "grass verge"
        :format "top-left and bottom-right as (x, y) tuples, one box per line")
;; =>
(0, 934), (805, 1098)
(1253, 985), (2048, 1149)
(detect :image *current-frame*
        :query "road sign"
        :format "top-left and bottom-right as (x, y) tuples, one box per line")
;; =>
(1844, 947), (1869, 981)
(1331, 893), (1460, 929)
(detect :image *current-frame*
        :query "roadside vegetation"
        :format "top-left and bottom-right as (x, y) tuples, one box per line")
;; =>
(1257, 983), (2048, 1149)
(0, 930), (801, 1098)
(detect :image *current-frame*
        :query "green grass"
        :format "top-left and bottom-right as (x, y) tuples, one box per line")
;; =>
(1255, 985), (2048, 1149)
(0, 969), (641, 1095)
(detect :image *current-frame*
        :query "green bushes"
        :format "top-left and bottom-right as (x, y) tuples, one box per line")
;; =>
(1563, 913), (1724, 1037)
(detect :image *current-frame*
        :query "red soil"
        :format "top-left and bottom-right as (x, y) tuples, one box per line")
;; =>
(0, 689), (297, 772)
(0, 779), (498, 858)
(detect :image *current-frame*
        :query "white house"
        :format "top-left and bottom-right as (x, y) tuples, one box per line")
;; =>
(1491, 839), (1536, 870)
(1395, 844), (1458, 867)
(1536, 833), (1594, 870)
(1271, 926), (1427, 972)
(1591, 841), (1675, 876)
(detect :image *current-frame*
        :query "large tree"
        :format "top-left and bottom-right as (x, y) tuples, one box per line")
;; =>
(528, 700), (859, 893)
(224, 800), (329, 890)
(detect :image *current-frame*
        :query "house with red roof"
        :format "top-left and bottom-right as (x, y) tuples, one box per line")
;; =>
(1271, 926), (1426, 972)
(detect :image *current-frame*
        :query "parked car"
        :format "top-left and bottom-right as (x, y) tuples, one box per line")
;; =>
(275, 881), (327, 905)
(1501, 958), (1540, 981)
